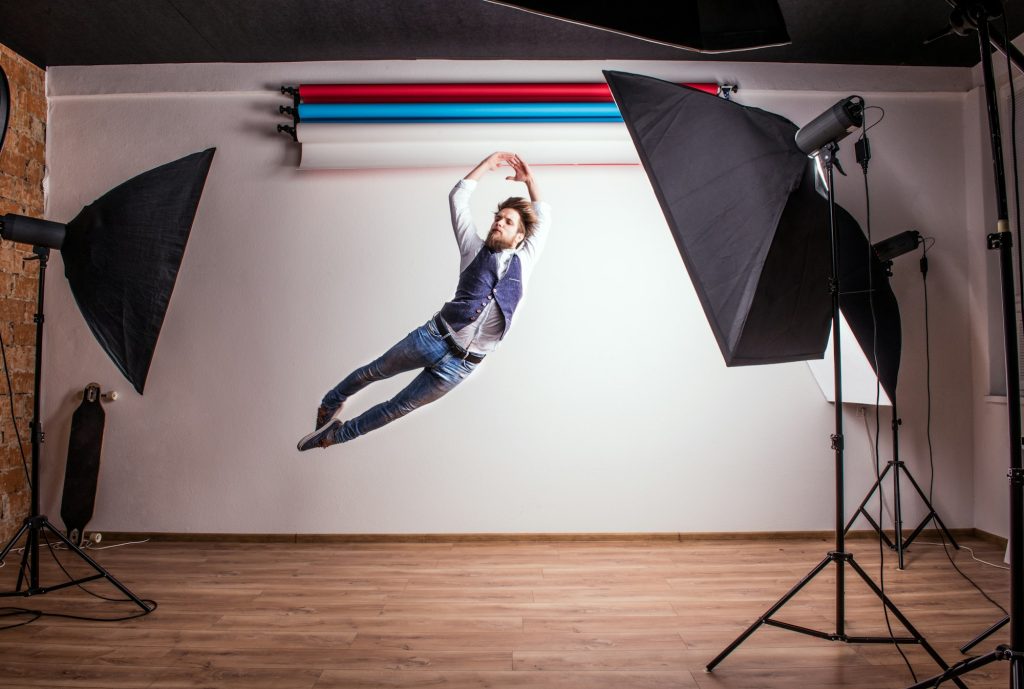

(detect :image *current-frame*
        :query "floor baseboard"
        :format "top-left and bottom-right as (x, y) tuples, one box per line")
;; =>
(90, 527), (992, 545)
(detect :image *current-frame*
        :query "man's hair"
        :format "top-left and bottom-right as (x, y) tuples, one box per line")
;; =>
(497, 197), (539, 242)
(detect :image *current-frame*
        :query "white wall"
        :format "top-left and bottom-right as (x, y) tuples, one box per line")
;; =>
(39, 59), (978, 535)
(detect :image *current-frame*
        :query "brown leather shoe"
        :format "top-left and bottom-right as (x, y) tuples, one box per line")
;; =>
(298, 420), (341, 451)
(316, 404), (341, 430)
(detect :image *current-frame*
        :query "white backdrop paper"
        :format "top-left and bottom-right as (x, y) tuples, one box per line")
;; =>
(296, 122), (641, 169)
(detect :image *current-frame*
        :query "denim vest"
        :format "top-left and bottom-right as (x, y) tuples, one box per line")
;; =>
(439, 247), (522, 339)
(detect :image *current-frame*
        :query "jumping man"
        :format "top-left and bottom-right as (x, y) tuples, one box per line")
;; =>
(298, 151), (549, 451)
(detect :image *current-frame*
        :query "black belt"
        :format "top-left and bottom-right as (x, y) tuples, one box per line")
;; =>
(433, 314), (486, 364)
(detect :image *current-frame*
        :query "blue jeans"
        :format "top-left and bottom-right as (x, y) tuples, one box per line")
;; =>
(321, 318), (478, 443)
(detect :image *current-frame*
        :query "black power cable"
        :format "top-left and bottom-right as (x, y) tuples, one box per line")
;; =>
(0, 282), (30, 490)
(857, 106), (917, 682)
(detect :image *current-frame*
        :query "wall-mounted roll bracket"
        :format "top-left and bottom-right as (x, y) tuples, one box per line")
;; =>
(281, 85), (300, 108)
(278, 86), (301, 142)
(277, 124), (297, 141)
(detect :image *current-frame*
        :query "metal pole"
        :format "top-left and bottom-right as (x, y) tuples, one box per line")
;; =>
(976, 8), (1024, 687)
(826, 145), (846, 636)
(28, 247), (47, 590)
(891, 404), (905, 569)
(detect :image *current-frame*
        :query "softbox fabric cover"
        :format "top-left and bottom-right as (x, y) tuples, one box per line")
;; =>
(605, 70), (902, 398)
(604, 70), (832, 365)
(62, 148), (216, 394)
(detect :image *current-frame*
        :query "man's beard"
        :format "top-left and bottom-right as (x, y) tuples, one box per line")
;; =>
(485, 232), (516, 252)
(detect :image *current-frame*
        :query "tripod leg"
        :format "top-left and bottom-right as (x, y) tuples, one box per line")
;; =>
(906, 650), (1003, 689)
(960, 615), (1009, 654)
(860, 508), (897, 550)
(844, 461), (893, 537)
(0, 519), (30, 563)
(847, 557), (968, 689)
(37, 520), (152, 611)
(18, 522), (40, 592)
(0, 520), (31, 593)
(901, 467), (960, 549)
(706, 553), (834, 671)
(13, 536), (29, 589)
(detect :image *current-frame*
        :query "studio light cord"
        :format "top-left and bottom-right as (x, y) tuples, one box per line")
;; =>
(0, 278), (31, 492)
(0, 534), (153, 565)
(857, 108), (917, 682)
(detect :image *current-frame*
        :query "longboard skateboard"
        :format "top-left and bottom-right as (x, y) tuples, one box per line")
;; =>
(60, 383), (105, 547)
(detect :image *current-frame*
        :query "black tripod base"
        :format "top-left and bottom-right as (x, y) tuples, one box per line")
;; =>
(705, 551), (968, 689)
(0, 514), (152, 612)
(845, 460), (959, 569)
(961, 615), (1010, 654)
(908, 645), (1024, 689)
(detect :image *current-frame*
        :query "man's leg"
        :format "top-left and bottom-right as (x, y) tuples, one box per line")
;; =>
(317, 321), (446, 426)
(332, 353), (476, 443)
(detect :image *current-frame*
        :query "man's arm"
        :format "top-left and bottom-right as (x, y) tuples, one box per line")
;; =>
(451, 152), (515, 264)
(449, 179), (482, 264)
(452, 152), (548, 263)
(464, 151), (516, 182)
(504, 155), (548, 263)
(505, 154), (541, 203)
(465, 151), (542, 201)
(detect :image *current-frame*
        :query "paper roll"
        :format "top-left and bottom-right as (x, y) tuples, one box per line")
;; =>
(296, 122), (633, 145)
(298, 82), (719, 103)
(297, 102), (623, 122)
(298, 140), (641, 169)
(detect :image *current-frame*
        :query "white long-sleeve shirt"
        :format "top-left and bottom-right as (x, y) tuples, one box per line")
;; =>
(444, 178), (551, 355)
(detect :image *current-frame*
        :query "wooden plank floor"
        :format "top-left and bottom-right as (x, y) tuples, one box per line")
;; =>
(0, 535), (1012, 688)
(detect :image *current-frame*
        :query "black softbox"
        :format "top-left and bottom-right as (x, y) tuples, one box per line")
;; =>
(60, 149), (215, 394)
(604, 70), (900, 401)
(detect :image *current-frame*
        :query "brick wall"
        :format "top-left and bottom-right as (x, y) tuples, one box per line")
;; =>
(0, 44), (45, 542)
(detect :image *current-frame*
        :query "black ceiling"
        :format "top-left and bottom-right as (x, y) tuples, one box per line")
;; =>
(0, 0), (1022, 69)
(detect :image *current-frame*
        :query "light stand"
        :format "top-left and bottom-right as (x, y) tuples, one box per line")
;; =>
(706, 141), (965, 686)
(845, 232), (959, 569)
(0, 242), (150, 612)
(845, 403), (959, 569)
(0, 68), (212, 616)
(908, 2), (1024, 685)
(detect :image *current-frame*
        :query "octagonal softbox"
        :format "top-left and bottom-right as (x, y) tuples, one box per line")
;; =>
(604, 70), (900, 401)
